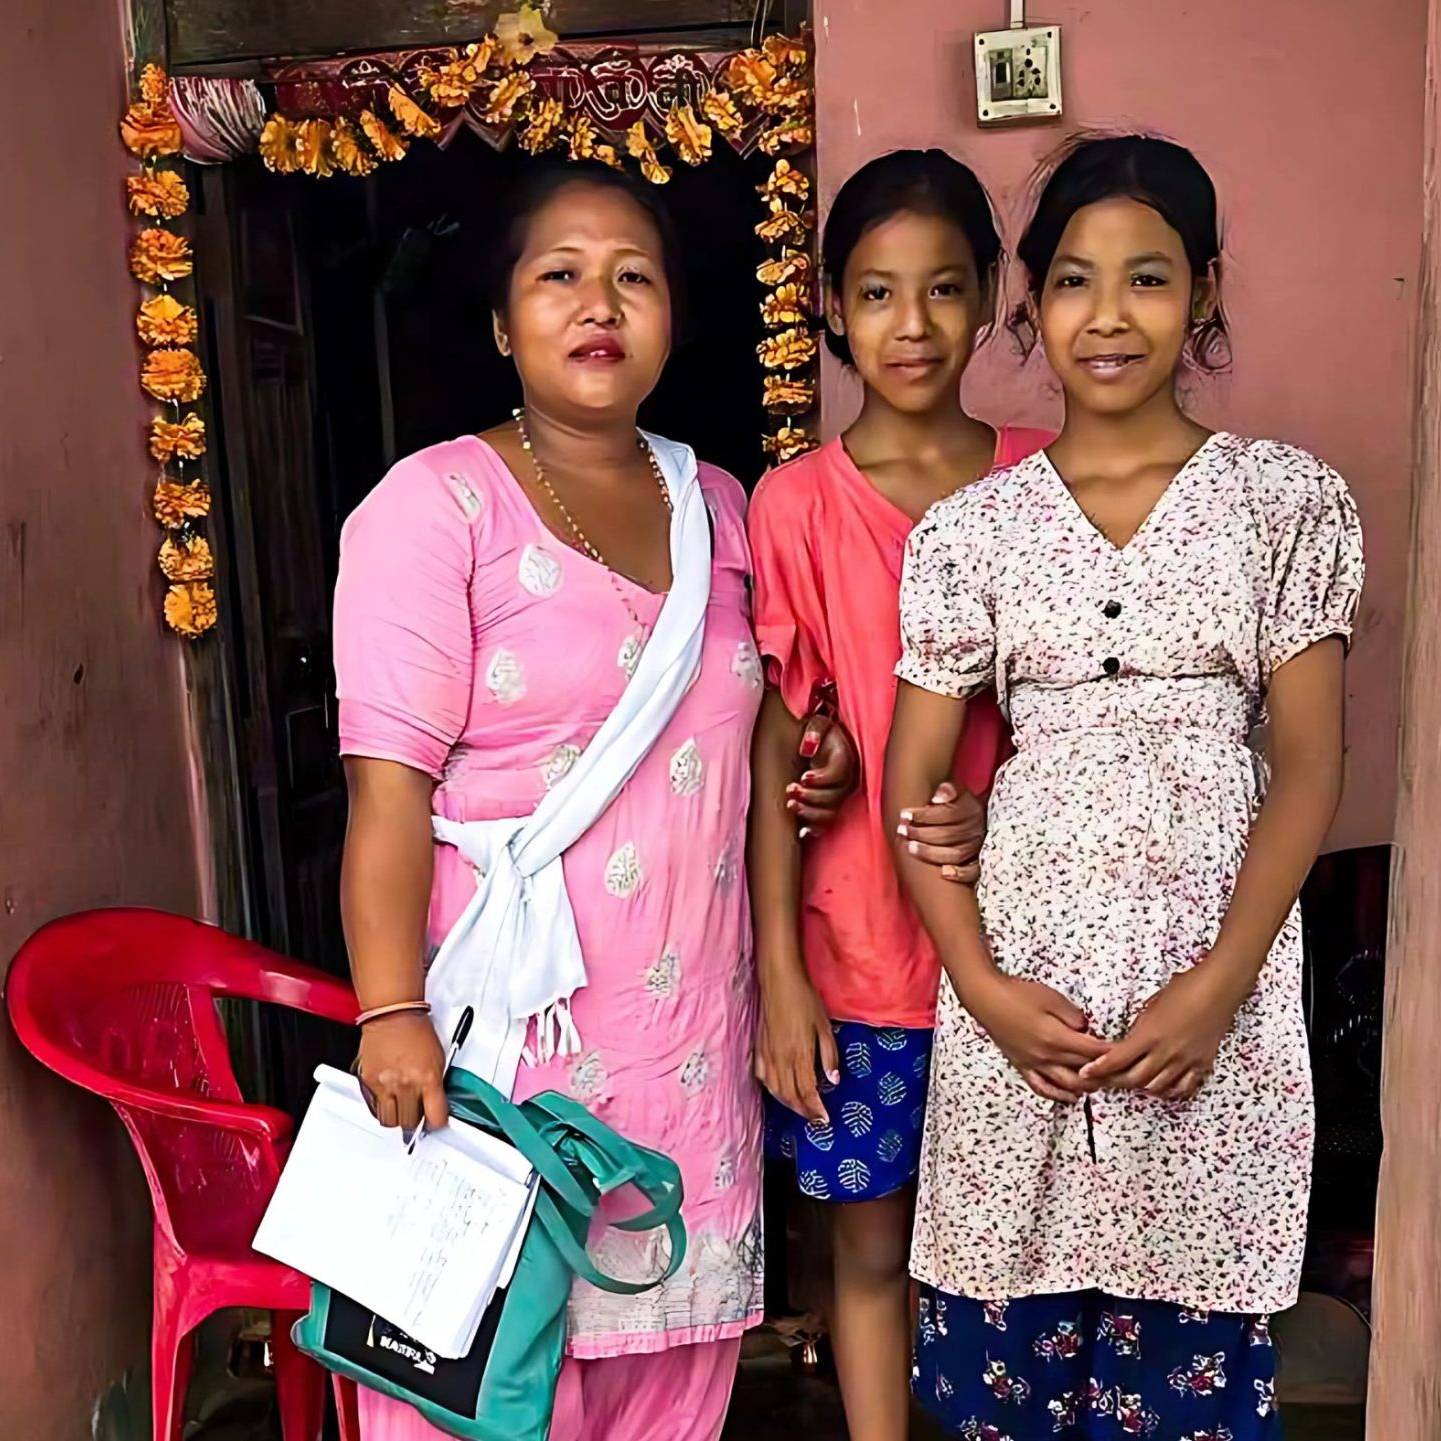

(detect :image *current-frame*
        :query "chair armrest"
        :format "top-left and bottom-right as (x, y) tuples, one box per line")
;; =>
(210, 950), (360, 1027)
(22, 1033), (294, 1142)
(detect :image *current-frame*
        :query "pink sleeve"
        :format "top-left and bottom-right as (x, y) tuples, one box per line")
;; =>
(333, 454), (477, 779)
(747, 467), (830, 721)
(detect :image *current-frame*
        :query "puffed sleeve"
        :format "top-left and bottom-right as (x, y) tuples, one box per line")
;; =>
(895, 493), (997, 698)
(747, 468), (832, 720)
(1262, 447), (1365, 675)
(333, 453), (478, 779)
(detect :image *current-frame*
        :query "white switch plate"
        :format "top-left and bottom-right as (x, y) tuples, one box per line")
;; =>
(974, 24), (1063, 125)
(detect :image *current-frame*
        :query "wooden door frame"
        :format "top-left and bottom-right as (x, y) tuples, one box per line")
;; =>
(1368, 0), (1441, 1432)
(164, 0), (810, 74)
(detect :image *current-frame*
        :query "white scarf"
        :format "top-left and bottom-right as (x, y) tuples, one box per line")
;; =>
(424, 433), (711, 1095)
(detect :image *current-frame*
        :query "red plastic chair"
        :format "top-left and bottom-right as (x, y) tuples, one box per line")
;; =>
(6, 907), (363, 1441)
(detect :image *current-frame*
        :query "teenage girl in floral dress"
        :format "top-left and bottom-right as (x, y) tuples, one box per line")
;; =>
(887, 135), (1363, 1439)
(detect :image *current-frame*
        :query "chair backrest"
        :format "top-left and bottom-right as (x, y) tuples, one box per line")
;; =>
(6, 908), (355, 1258)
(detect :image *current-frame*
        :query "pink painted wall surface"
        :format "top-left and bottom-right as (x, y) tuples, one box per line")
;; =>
(0, 0), (204, 1434)
(815, 0), (1424, 850)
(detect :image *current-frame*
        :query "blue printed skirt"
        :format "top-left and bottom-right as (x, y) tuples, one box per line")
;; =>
(912, 1285), (1280, 1440)
(764, 1021), (932, 1203)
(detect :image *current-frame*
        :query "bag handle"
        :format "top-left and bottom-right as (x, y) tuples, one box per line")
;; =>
(443, 1071), (687, 1294)
(444, 1069), (595, 1216)
(520, 1091), (684, 1232)
(531, 1187), (687, 1296)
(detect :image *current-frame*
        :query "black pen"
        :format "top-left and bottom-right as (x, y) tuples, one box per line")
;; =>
(404, 1005), (475, 1157)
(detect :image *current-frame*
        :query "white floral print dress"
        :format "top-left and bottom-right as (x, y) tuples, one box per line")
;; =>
(896, 433), (1364, 1314)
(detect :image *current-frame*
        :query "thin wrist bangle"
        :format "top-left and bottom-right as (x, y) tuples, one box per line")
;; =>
(356, 1000), (431, 1027)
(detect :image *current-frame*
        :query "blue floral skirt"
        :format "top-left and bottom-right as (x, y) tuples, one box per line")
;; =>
(912, 1285), (1280, 1440)
(764, 1021), (932, 1203)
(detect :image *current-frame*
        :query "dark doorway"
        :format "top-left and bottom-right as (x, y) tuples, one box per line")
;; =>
(196, 127), (774, 1105)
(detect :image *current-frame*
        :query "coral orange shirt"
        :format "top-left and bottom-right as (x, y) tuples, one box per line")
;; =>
(748, 428), (1052, 1027)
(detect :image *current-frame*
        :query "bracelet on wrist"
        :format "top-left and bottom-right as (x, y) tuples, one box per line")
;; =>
(356, 1000), (431, 1027)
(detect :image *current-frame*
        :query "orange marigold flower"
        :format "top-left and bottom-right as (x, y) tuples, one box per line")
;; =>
(593, 143), (622, 170)
(423, 40), (495, 107)
(483, 71), (534, 124)
(159, 533), (216, 582)
(567, 113), (601, 161)
(762, 374), (816, 414)
(294, 118), (334, 177)
(495, 5), (558, 66)
(758, 112), (814, 156)
(137, 295), (199, 348)
(762, 424), (816, 462)
(150, 414), (207, 463)
(388, 86), (442, 140)
(120, 100), (182, 159)
(142, 348), (207, 404)
(130, 227), (193, 285)
(761, 282), (812, 328)
(126, 168), (189, 219)
(756, 248), (811, 288)
(759, 158), (810, 204)
(359, 109), (409, 162)
(329, 118), (378, 177)
(755, 203), (810, 245)
(164, 580), (218, 638)
(518, 97), (566, 155)
(700, 88), (744, 137)
(153, 477), (212, 529)
(139, 63), (169, 105)
(664, 104), (712, 166)
(725, 51), (779, 107)
(259, 115), (302, 174)
(762, 35), (809, 73)
(626, 122), (672, 186)
(757, 326), (817, 371)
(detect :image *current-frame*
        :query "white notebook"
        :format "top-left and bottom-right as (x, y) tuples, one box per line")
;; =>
(254, 1065), (536, 1359)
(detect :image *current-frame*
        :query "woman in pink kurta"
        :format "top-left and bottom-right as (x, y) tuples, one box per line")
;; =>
(336, 437), (766, 1365)
(332, 162), (849, 1441)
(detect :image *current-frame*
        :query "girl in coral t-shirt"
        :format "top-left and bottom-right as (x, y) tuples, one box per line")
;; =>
(747, 150), (1049, 1440)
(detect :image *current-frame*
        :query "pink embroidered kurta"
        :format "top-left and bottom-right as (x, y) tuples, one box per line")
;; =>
(333, 436), (765, 1379)
(896, 434), (1364, 1315)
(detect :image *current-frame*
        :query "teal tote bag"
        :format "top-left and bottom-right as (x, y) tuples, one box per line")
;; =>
(291, 1067), (686, 1440)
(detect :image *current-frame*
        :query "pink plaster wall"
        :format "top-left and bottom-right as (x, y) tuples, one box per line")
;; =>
(0, 0), (204, 1433)
(815, 0), (1424, 850)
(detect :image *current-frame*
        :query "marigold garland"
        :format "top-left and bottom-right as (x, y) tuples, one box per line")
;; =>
(121, 27), (820, 644)
(122, 64), (218, 636)
(258, 20), (820, 457)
